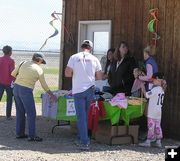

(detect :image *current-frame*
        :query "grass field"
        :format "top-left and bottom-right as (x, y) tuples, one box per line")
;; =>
(43, 67), (59, 75)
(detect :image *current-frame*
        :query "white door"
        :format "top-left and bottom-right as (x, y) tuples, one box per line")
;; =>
(78, 20), (111, 60)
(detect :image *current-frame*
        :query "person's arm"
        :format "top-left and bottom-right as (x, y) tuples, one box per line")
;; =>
(141, 83), (155, 99)
(11, 65), (19, 78)
(65, 66), (73, 77)
(139, 64), (153, 81)
(10, 60), (15, 73)
(95, 58), (102, 80)
(95, 71), (103, 80)
(38, 72), (57, 102)
(65, 56), (74, 77)
(10, 60), (16, 81)
(46, 90), (57, 102)
(141, 83), (146, 97)
(39, 73), (50, 92)
(102, 73), (108, 80)
(108, 63), (114, 86)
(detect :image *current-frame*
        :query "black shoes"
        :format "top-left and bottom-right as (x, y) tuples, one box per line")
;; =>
(28, 136), (43, 142)
(16, 135), (42, 142)
(16, 134), (28, 139)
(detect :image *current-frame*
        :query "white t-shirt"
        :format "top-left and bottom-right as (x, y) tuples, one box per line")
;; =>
(67, 52), (102, 94)
(145, 86), (165, 120)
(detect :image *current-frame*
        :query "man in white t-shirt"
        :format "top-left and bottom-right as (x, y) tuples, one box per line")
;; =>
(65, 40), (102, 150)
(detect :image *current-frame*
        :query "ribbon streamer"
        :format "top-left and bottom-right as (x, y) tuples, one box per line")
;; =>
(147, 8), (160, 40)
(147, 0), (160, 47)
(39, 12), (62, 51)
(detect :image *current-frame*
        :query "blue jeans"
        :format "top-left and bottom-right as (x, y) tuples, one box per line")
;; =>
(73, 86), (95, 145)
(13, 84), (36, 138)
(102, 86), (111, 93)
(0, 83), (13, 118)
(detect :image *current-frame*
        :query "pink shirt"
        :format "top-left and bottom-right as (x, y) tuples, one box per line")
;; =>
(0, 55), (15, 85)
(139, 64), (153, 81)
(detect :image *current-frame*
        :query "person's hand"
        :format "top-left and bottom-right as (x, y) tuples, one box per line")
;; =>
(102, 74), (108, 80)
(140, 83), (145, 91)
(50, 94), (58, 103)
(140, 72), (145, 76)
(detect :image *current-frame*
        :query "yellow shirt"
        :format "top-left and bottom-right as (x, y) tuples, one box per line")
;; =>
(11, 61), (50, 91)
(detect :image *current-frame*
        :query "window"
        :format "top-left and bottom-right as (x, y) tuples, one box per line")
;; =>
(93, 32), (109, 55)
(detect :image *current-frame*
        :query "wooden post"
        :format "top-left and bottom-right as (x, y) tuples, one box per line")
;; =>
(58, 0), (66, 89)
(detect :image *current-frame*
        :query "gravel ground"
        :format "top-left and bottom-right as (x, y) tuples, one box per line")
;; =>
(0, 102), (179, 161)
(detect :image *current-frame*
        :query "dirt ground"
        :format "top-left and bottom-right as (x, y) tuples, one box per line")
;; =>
(0, 102), (179, 161)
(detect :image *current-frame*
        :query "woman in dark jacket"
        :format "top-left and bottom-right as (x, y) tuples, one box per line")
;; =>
(102, 48), (115, 92)
(108, 42), (136, 95)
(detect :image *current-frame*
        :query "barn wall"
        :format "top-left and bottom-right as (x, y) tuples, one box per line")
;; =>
(62, 0), (180, 140)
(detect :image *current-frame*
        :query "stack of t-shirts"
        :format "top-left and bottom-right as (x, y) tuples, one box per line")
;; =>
(109, 93), (128, 109)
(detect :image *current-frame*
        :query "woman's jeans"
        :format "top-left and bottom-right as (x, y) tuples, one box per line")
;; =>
(0, 83), (13, 118)
(73, 86), (95, 145)
(13, 84), (36, 138)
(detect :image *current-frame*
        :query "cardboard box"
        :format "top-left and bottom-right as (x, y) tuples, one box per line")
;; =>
(111, 136), (132, 145)
(118, 125), (128, 135)
(95, 120), (139, 145)
(128, 125), (139, 144)
(96, 120), (117, 136)
(95, 120), (118, 144)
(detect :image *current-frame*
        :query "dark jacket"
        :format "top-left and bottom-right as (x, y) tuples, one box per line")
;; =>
(108, 55), (136, 95)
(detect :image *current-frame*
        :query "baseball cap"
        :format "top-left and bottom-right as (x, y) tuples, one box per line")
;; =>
(151, 72), (164, 80)
(81, 40), (93, 48)
(33, 52), (46, 64)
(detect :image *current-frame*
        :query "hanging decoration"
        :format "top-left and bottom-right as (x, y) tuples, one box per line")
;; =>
(39, 11), (61, 50)
(39, 11), (74, 51)
(147, 0), (160, 47)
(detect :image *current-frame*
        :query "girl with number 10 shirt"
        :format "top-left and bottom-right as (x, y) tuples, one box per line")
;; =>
(139, 72), (166, 148)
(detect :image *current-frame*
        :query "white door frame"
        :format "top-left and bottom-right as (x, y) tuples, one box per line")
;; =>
(78, 20), (112, 52)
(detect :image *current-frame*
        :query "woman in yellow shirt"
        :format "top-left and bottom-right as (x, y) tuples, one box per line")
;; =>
(11, 53), (57, 142)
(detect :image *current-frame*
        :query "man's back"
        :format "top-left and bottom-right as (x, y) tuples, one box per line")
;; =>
(67, 52), (101, 94)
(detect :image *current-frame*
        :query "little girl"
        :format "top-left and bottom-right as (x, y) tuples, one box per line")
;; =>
(139, 72), (165, 148)
(131, 68), (144, 97)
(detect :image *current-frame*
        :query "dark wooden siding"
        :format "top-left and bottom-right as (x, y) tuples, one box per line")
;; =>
(62, 0), (180, 140)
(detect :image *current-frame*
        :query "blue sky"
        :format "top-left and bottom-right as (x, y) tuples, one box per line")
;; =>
(0, 0), (62, 51)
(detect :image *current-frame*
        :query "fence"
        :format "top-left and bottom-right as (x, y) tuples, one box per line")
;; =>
(0, 49), (60, 103)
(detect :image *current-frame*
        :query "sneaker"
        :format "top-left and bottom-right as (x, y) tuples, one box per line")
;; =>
(152, 142), (162, 148)
(74, 140), (81, 147)
(16, 134), (28, 139)
(78, 144), (90, 151)
(139, 141), (151, 147)
(28, 136), (43, 142)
